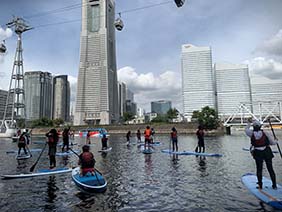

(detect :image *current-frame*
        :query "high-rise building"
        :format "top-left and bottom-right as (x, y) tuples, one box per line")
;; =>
(0, 89), (12, 120)
(53, 75), (70, 122)
(118, 82), (126, 117)
(151, 100), (172, 115)
(74, 0), (119, 125)
(181, 44), (215, 121)
(251, 83), (282, 117)
(215, 63), (252, 118)
(24, 71), (52, 121)
(126, 88), (134, 102)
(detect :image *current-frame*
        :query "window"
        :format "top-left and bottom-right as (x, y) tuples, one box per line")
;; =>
(88, 5), (100, 32)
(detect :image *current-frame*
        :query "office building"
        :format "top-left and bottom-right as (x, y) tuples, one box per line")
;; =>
(118, 82), (126, 117)
(151, 100), (172, 115)
(215, 63), (252, 118)
(74, 0), (119, 125)
(53, 75), (70, 122)
(252, 83), (282, 117)
(0, 89), (12, 120)
(24, 71), (52, 120)
(181, 44), (215, 121)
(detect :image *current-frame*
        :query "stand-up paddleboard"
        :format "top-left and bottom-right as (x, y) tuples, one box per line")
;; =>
(242, 173), (282, 209)
(7, 149), (42, 154)
(72, 167), (107, 193)
(242, 147), (279, 153)
(161, 149), (223, 157)
(138, 141), (161, 146)
(98, 147), (112, 153)
(142, 148), (154, 154)
(56, 150), (79, 156)
(15, 154), (32, 160)
(1, 167), (73, 179)
(57, 142), (78, 147)
(32, 141), (46, 144)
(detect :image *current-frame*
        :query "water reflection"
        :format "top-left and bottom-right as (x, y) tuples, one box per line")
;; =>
(46, 176), (58, 203)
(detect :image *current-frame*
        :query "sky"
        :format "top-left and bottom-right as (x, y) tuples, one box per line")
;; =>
(0, 0), (282, 113)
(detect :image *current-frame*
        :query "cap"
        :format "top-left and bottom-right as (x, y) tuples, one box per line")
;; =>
(253, 120), (261, 127)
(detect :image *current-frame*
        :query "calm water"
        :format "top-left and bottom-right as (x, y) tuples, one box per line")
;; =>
(0, 130), (281, 212)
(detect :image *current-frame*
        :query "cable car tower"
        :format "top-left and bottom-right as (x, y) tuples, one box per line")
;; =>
(0, 17), (32, 137)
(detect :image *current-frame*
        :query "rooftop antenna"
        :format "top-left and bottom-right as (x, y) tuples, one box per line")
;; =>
(1, 17), (32, 134)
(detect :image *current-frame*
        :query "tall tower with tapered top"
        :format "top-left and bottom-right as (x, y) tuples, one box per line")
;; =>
(74, 0), (119, 125)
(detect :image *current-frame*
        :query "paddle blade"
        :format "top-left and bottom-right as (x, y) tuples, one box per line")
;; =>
(29, 162), (37, 172)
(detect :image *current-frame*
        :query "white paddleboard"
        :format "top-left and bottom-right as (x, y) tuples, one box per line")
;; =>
(1, 167), (73, 179)
(15, 154), (32, 160)
(242, 147), (279, 153)
(98, 147), (112, 152)
(242, 173), (282, 209)
(161, 149), (223, 157)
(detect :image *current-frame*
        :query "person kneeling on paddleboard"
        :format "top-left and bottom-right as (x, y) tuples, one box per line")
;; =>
(245, 118), (277, 189)
(79, 145), (96, 176)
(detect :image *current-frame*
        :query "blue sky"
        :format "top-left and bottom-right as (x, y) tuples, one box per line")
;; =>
(0, 0), (282, 112)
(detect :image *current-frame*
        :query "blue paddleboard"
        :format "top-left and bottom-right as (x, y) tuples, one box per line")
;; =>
(242, 173), (282, 209)
(142, 149), (154, 154)
(161, 149), (223, 157)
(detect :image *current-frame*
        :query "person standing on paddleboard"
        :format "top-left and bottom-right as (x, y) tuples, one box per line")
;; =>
(245, 118), (277, 189)
(171, 127), (178, 152)
(101, 134), (108, 150)
(46, 129), (59, 169)
(144, 126), (152, 150)
(79, 145), (96, 176)
(136, 129), (141, 143)
(86, 130), (91, 144)
(62, 127), (70, 152)
(196, 125), (205, 153)
(18, 131), (28, 155)
(126, 131), (131, 145)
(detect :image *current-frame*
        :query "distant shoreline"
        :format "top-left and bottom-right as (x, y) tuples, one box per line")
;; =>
(30, 123), (225, 136)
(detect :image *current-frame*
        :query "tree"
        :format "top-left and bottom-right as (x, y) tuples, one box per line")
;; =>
(53, 118), (64, 127)
(192, 106), (219, 130)
(167, 108), (179, 122)
(151, 115), (168, 123)
(122, 112), (135, 123)
(31, 117), (53, 128)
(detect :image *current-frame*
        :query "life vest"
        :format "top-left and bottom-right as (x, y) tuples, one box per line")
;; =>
(48, 136), (55, 143)
(197, 129), (204, 138)
(171, 131), (177, 138)
(102, 137), (108, 143)
(251, 131), (270, 147)
(18, 135), (26, 144)
(144, 129), (151, 139)
(80, 152), (95, 168)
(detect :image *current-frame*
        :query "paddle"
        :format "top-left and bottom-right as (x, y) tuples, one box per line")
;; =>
(268, 119), (282, 159)
(30, 142), (47, 172)
(25, 144), (32, 157)
(69, 147), (102, 185)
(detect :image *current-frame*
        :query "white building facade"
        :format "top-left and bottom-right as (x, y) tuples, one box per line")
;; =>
(215, 63), (252, 119)
(181, 44), (215, 121)
(74, 0), (119, 125)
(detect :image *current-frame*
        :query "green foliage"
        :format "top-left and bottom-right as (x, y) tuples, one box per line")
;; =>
(53, 118), (64, 127)
(167, 108), (179, 122)
(192, 106), (219, 130)
(151, 115), (168, 123)
(122, 112), (135, 123)
(17, 118), (26, 128)
(31, 117), (53, 128)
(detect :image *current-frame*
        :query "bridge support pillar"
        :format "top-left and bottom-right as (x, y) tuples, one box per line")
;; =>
(225, 126), (231, 135)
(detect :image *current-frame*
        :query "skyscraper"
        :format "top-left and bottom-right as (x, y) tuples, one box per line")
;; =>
(181, 44), (215, 121)
(24, 71), (52, 121)
(74, 0), (119, 125)
(53, 75), (70, 122)
(151, 100), (172, 115)
(215, 63), (252, 118)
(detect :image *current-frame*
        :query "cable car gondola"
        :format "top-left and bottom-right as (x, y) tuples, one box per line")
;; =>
(0, 41), (7, 53)
(175, 0), (185, 8)
(114, 13), (124, 31)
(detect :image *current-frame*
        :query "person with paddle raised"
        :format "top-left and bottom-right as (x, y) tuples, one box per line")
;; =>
(45, 129), (59, 169)
(245, 118), (277, 190)
(78, 145), (96, 176)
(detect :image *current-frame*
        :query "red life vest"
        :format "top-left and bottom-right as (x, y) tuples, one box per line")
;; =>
(171, 131), (177, 138)
(18, 135), (26, 144)
(251, 131), (269, 147)
(144, 129), (151, 139)
(80, 152), (95, 168)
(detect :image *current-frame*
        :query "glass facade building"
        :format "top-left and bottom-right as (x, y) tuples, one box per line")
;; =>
(151, 100), (172, 115)
(181, 44), (215, 121)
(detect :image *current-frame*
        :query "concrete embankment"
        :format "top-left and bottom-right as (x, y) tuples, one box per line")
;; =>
(30, 123), (225, 136)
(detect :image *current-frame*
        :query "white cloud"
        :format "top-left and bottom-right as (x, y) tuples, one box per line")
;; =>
(118, 66), (182, 112)
(245, 57), (282, 82)
(0, 27), (13, 64)
(256, 29), (282, 56)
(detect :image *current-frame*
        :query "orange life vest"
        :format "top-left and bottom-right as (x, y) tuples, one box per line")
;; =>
(144, 129), (151, 139)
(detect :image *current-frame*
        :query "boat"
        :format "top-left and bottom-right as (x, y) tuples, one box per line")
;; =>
(77, 128), (108, 138)
(1, 167), (73, 179)
(71, 167), (107, 193)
